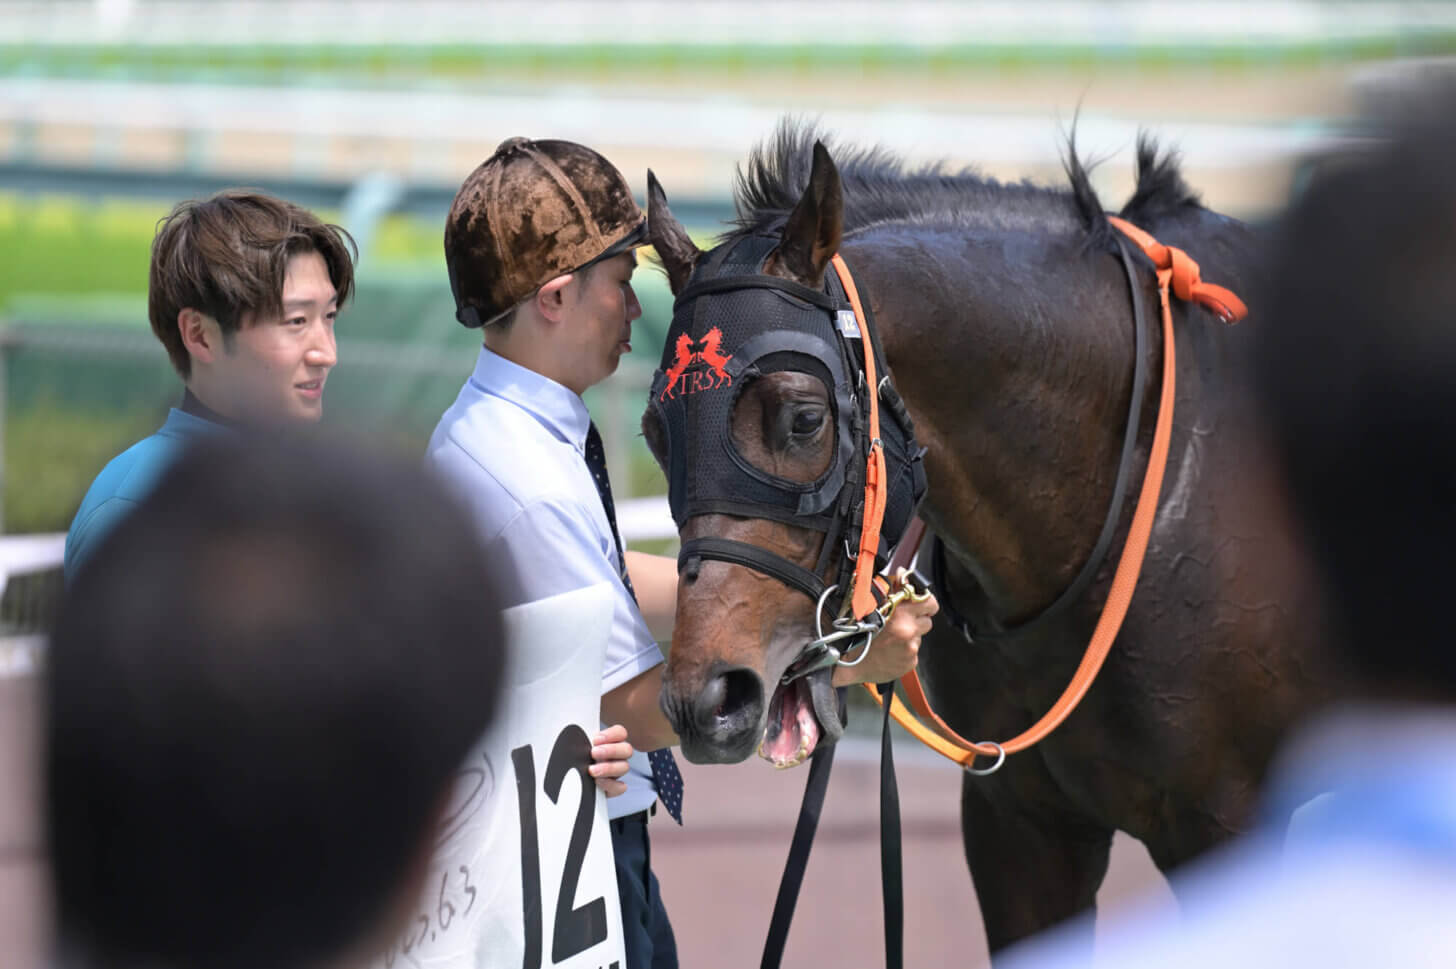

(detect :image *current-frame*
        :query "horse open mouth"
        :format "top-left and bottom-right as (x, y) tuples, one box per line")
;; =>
(757, 668), (842, 769)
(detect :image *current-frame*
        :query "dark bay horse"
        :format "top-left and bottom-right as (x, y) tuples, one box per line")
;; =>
(642, 124), (1332, 954)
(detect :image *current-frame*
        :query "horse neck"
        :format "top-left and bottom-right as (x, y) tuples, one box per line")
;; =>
(843, 224), (1140, 626)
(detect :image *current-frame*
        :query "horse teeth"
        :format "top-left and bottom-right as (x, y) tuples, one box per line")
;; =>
(757, 735), (811, 769)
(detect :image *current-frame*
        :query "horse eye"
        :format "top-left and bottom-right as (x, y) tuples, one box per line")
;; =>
(790, 409), (824, 437)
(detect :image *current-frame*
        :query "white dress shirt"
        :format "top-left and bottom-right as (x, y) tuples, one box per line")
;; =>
(426, 345), (664, 818)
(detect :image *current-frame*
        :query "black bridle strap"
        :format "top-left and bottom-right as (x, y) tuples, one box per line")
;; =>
(675, 273), (843, 312)
(678, 538), (825, 603)
(878, 679), (904, 969)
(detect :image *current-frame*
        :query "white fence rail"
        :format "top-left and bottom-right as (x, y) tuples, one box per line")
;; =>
(0, 533), (64, 600)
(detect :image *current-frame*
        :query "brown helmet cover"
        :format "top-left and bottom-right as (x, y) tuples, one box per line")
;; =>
(445, 137), (646, 327)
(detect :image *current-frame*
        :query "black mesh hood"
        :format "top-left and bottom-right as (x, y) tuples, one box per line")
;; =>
(650, 233), (927, 596)
(650, 235), (854, 531)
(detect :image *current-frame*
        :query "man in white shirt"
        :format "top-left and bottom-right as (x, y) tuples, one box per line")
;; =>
(431, 137), (937, 969)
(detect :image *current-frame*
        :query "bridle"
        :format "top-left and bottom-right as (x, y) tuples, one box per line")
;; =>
(650, 232), (928, 684)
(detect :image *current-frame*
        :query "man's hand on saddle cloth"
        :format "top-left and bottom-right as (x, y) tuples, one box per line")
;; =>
(589, 724), (634, 797)
(829, 588), (939, 687)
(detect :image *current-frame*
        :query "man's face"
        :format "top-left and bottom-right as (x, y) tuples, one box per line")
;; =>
(558, 251), (642, 394)
(216, 250), (338, 424)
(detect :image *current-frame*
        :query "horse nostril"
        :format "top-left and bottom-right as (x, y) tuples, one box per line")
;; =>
(698, 668), (763, 727)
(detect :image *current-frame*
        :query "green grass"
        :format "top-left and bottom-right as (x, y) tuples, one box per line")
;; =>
(4, 36), (1454, 89)
(0, 195), (160, 310)
(0, 193), (455, 314)
(4, 402), (163, 533)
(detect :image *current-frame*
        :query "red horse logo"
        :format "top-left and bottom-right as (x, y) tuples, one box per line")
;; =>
(659, 327), (734, 401)
(661, 333), (695, 399)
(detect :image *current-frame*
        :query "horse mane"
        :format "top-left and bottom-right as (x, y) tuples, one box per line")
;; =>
(730, 119), (1199, 254)
(1117, 134), (1202, 225)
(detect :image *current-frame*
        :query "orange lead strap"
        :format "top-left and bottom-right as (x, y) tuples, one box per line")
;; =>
(863, 220), (1248, 770)
(831, 253), (890, 622)
(1106, 217), (1248, 324)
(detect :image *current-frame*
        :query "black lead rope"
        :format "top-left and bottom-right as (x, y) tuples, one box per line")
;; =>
(759, 740), (836, 969)
(878, 679), (904, 969)
(759, 683), (905, 969)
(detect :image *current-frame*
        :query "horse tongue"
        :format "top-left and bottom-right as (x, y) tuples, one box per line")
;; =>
(758, 677), (820, 769)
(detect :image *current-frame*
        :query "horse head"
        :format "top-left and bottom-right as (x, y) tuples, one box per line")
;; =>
(644, 150), (854, 767)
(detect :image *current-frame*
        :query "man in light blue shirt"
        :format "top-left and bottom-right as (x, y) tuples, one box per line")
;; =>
(431, 138), (937, 969)
(65, 191), (355, 576)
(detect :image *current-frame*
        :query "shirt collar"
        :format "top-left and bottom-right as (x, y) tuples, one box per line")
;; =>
(179, 388), (239, 428)
(469, 345), (591, 451)
(159, 405), (231, 439)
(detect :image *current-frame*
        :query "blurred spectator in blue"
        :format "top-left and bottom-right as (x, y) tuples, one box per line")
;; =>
(1001, 86), (1456, 968)
(48, 434), (507, 969)
(64, 192), (355, 575)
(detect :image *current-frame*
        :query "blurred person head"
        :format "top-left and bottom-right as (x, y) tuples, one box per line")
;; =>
(148, 191), (356, 423)
(444, 137), (646, 395)
(1253, 85), (1456, 702)
(47, 434), (506, 969)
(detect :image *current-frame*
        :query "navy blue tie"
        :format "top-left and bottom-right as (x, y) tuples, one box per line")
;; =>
(584, 422), (684, 824)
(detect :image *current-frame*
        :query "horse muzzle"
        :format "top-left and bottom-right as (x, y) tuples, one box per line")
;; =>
(661, 662), (765, 764)
(661, 663), (845, 768)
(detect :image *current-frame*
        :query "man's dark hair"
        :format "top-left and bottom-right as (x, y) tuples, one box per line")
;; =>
(1254, 86), (1456, 697)
(149, 191), (357, 377)
(47, 435), (505, 969)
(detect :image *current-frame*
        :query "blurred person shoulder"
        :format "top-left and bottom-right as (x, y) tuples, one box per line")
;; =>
(49, 432), (509, 969)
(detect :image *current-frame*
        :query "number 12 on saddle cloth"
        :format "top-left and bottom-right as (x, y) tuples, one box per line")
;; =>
(378, 583), (626, 969)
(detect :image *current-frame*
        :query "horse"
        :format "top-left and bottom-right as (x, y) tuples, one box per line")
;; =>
(641, 122), (1333, 955)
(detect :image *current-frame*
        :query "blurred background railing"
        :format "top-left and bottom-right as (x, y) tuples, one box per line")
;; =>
(2, 0), (1454, 647)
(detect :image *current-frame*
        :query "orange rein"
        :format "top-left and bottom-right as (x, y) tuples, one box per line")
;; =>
(830, 253), (891, 623)
(860, 219), (1248, 770)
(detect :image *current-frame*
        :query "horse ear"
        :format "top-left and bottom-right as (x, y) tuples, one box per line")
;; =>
(773, 141), (843, 287)
(647, 170), (701, 295)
